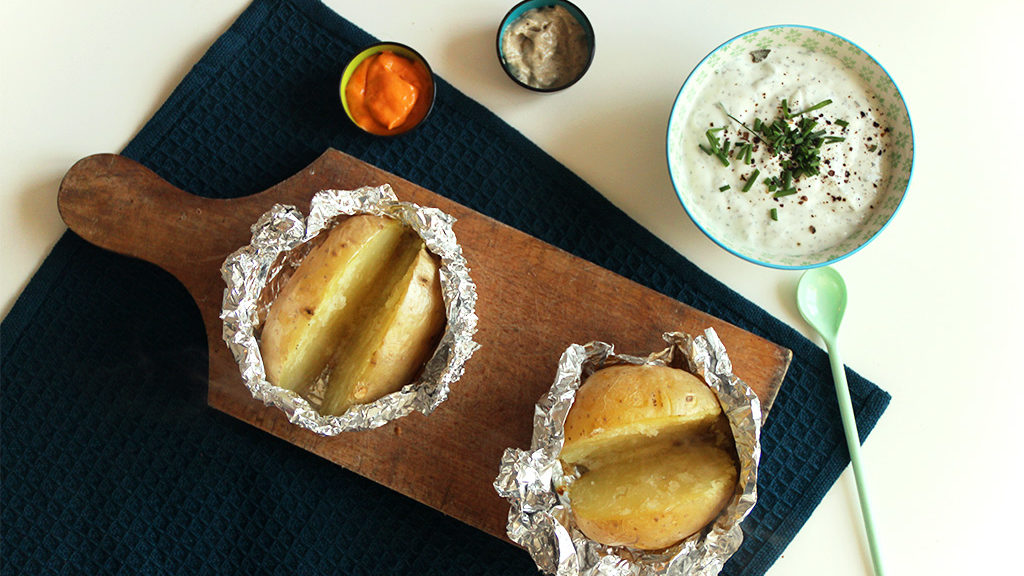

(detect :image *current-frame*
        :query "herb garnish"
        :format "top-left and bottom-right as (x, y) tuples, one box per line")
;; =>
(742, 169), (760, 192)
(794, 99), (833, 116)
(699, 127), (732, 166)
(709, 99), (848, 221)
(720, 99), (844, 184)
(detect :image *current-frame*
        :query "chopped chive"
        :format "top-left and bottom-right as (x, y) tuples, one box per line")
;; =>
(835, 119), (849, 128)
(770, 208), (778, 221)
(719, 184), (731, 191)
(717, 103), (758, 136)
(722, 139), (731, 157)
(795, 99), (833, 116)
(782, 170), (792, 190)
(824, 136), (846, 144)
(742, 169), (760, 192)
(781, 99), (790, 118)
(699, 144), (713, 155)
(773, 188), (798, 198)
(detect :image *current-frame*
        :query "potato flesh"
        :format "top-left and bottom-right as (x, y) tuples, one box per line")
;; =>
(320, 244), (445, 415)
(261, 215), (408, 392)
(563, 415), (730, 470)
(569, 444), (739, 550)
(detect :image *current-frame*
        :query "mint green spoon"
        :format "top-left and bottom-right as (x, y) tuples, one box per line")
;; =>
(796, 267), (884, 576)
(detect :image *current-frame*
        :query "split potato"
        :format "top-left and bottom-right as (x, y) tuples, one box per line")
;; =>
(561, 364), (738, 550)
(260, 214), (445, 415)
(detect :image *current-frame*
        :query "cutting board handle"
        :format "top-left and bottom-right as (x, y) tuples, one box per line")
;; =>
(57, 154), (259, 295)
(60, 154), (218, 270)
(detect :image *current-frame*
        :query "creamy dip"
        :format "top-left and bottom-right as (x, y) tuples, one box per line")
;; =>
(669, 45), (892, 260)
(500, 5), (590, 90)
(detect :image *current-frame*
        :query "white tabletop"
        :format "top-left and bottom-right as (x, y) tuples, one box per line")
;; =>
(3, 1), (1022, 574)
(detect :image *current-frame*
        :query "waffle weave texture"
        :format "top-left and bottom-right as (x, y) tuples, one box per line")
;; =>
(1, 1), (890, 574)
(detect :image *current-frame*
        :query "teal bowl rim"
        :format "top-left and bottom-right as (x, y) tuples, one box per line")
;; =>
(496, 0), (596, 93)
(665, 24), (915, 270)
(339, 41), (436, 137)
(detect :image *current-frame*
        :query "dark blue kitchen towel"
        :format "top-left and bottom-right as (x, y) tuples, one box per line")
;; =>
(1, 0), (890, 574)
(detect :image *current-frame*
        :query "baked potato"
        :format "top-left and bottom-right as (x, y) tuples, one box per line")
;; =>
(260, 214), (445, 414)
(561, 364), (739, 550)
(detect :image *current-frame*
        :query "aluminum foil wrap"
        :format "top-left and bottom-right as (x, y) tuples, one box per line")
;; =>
(220, 184), (479, 435)
(494, 330), (761, 576)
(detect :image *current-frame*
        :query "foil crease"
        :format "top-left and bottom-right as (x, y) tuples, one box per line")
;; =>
(220, 184), (479, 435)
(494, 330), (761, 576)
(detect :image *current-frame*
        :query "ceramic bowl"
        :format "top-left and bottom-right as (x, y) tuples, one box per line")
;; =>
(666, 25), (913, 269)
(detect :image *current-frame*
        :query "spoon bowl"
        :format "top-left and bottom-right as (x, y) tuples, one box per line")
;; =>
(797, 267), (848, 345)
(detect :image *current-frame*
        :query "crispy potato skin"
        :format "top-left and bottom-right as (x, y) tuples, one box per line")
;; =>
(259, 215), (446, 414)
(562, 364), (739, 550)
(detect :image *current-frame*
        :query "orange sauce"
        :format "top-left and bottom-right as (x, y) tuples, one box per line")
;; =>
(345, 51), (433, 136)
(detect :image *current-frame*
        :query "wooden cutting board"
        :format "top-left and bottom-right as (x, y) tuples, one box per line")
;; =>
(58, 149), (791, 543)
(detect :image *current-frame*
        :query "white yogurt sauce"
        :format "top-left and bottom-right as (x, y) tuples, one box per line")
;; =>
(670, 45), (892, 259)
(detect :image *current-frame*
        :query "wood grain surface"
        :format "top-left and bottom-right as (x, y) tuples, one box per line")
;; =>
(57, 149), (791, 542)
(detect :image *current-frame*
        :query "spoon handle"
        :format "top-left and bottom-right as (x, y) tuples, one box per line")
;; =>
(826, 341), (885, 576)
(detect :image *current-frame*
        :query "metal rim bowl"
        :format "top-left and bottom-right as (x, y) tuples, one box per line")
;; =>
(496, 0), (596, 93)
(340, 42), (436, 137)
